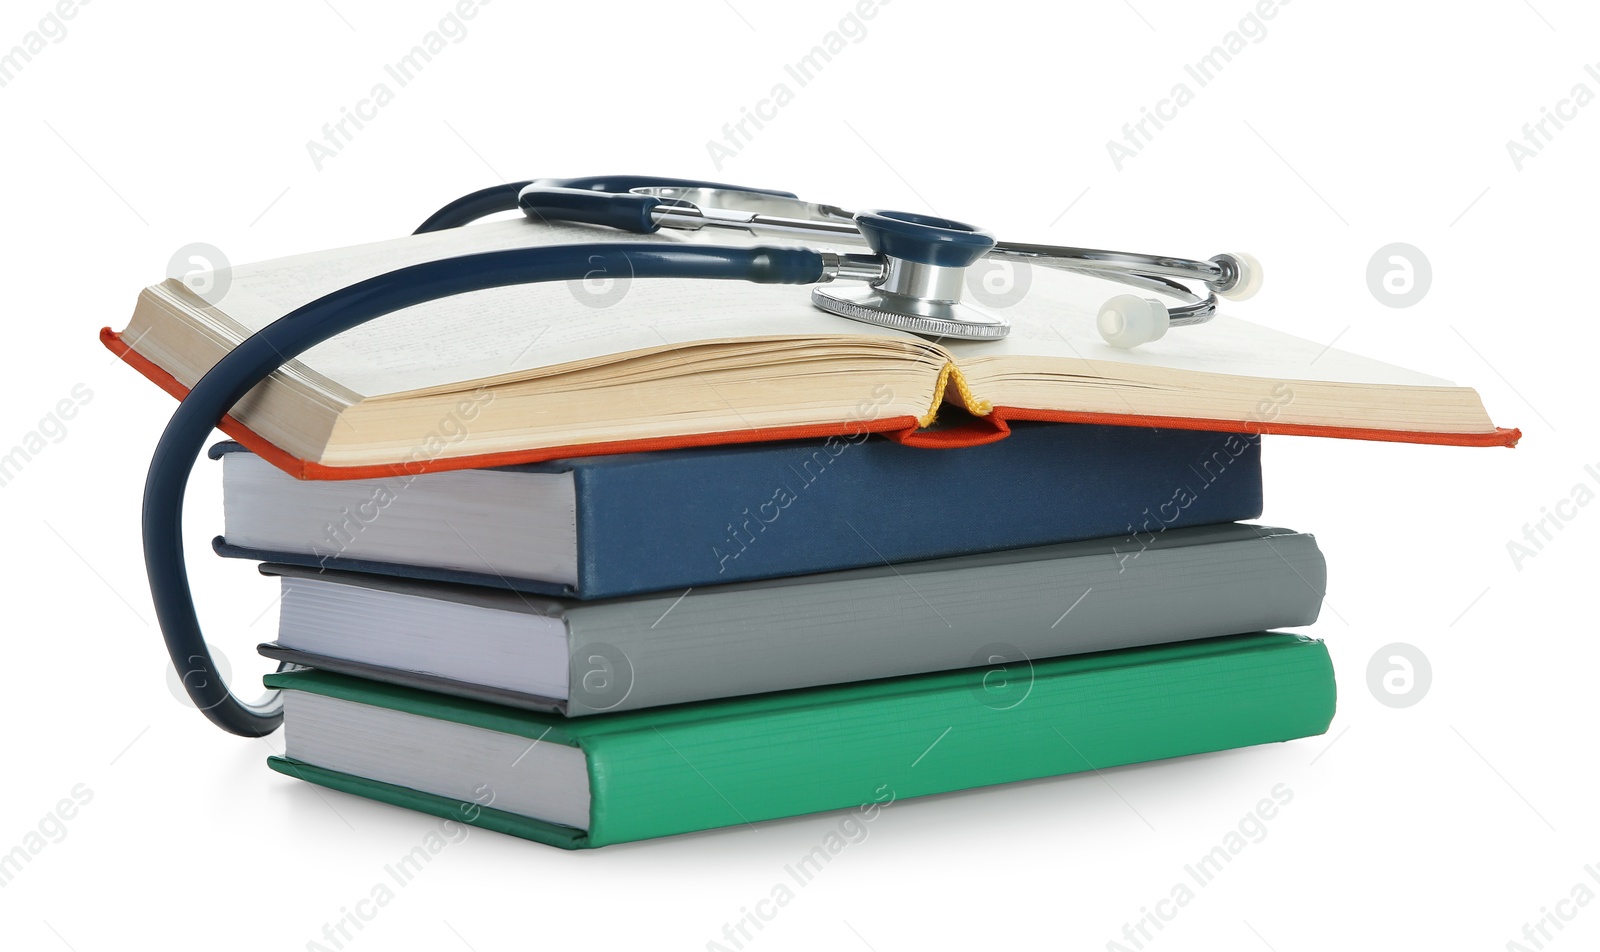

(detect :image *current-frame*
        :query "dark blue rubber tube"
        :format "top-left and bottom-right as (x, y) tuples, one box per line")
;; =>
(413, 181), (533, 233)
(144, 243), (827, 736)
(518, 186), (663, 233)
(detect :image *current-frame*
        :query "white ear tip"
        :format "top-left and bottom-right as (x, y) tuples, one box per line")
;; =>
(1215, 251), (1263, 301)
(1097, 294), (1169, 349)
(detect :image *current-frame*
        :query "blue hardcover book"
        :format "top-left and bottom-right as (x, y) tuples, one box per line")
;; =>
(213, 422), (1263, 599)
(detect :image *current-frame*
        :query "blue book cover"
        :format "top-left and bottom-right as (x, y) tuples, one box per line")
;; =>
(213, 421), (1264, 599)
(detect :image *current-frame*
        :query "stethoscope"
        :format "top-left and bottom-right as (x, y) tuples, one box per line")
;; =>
(150, 175), (1263, 736)
(519, 179), (1262, 347)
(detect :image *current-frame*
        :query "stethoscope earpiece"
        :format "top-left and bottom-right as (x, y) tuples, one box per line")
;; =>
(1098, 294), (1171, 349)
(1212, 252), (1264, 301)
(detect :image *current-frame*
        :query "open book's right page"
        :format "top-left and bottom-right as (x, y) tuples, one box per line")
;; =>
(942, 264), (1508, 441)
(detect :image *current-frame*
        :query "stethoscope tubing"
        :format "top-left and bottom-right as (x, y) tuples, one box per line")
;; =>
(146, 240), (824, 736)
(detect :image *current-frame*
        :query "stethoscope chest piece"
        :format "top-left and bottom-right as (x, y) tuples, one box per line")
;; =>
(811, 210), (1011, 341)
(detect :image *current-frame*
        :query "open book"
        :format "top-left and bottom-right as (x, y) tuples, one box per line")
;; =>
(105, 217), (1517, 479)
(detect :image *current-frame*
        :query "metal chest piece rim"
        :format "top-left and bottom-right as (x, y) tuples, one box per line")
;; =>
(810, 209), (1011, 342)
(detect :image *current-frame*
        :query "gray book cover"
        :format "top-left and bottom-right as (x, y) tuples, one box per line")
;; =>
(260, 523), (1325, 715)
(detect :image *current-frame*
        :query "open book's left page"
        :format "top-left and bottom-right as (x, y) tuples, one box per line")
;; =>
(141, 218), (930, 398)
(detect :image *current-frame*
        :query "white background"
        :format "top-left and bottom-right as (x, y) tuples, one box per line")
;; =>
(1, 1), (1596, 949)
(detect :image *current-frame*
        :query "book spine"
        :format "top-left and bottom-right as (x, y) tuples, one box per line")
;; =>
(266, 758), (589, 849)
(576, 423), (1264, 598)
(581, 634), (1335, 846)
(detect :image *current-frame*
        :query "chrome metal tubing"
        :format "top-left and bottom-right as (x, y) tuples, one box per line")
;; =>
(818, 252), (888, 283)
(649, 202), (1222, 326)
(991, 242), (1226, 285)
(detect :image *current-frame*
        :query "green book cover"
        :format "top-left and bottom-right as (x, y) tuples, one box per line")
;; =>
(265, 632), (1336, 848)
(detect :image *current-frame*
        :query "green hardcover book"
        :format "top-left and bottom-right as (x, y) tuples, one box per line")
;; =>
(265, 632), (1336, 849)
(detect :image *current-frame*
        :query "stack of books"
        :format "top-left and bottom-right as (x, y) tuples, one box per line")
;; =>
(109, 216), (1513, 848)
(217, 424), (1330, 846)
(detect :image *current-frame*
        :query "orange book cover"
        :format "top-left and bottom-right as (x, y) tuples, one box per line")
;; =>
(100, 326), (1520, 482)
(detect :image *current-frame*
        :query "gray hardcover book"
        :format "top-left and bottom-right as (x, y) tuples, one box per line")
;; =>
(257, 522), (1325, 716)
